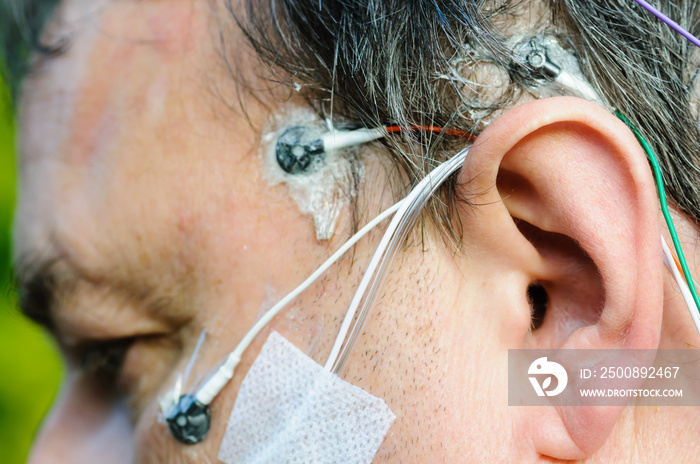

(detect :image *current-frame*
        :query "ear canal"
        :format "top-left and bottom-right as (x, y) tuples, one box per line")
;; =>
(526, 281), (547, 331)
(510, 216), (604, 348)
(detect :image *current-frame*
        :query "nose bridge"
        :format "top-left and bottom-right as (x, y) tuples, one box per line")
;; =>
(28, 373), (134, 464)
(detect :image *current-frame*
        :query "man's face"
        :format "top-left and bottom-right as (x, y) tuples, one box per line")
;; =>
(15, 1), (521, 462)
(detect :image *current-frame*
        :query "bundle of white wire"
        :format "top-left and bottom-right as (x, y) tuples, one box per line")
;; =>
(325, 147), (471, 373)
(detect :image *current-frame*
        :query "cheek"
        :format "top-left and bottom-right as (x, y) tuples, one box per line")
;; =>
(335, 251), (517, 462)
(29, 373), (135, 464)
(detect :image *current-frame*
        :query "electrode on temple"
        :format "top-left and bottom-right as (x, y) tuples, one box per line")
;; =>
(275, 126), (325, 174)
(275, 125), (385, 174)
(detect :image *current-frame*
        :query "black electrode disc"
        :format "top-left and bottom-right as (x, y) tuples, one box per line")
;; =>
(275, 126), (325, 174)
(166, 394), (211, 445)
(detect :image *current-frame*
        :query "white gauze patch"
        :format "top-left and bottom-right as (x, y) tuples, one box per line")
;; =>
(218, 331), (395, 464)
(260, 108), (359, 240)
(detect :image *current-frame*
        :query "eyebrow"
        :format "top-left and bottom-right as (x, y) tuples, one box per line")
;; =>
(13, 250), (189, 341)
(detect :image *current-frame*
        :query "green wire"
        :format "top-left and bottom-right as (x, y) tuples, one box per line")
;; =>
(616, 111), (700, 316)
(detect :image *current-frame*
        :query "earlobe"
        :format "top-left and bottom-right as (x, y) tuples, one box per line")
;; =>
(459, 97), (664, 459)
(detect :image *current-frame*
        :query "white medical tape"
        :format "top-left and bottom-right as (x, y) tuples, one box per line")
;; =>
(218, 331), (395, 464)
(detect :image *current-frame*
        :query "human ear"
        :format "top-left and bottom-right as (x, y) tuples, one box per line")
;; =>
(457, 96), (663, 459)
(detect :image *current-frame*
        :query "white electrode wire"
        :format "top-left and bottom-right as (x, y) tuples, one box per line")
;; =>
(331, 187), (434, 374)
(333, 161), (455, 373)
(554, 70), (602, 105)
(322, 179), (427, 372)
(325, 147), (471, 373)
(330, 224), (409, 374)
(192, 200), (404, 406)
(330, 148), (471, 373)
(323, 128), (386, 155)
(661, 235), (700, 335)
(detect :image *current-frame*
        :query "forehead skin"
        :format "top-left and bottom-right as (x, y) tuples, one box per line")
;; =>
(15, 0), (282, 338)
(15, 1), (520, 462)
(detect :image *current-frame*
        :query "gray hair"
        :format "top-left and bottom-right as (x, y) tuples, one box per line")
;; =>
(3, 0), (700, 240)
(229, 0), (700, 241)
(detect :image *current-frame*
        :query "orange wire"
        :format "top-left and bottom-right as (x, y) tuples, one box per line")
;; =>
(385, 124), (476, 140)
(671, 248), (685, 279)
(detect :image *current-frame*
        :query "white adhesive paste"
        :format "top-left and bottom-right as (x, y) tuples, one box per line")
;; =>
(260, 107), (359, 240)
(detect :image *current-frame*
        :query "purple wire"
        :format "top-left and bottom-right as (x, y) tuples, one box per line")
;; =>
(633, 0), (700, 49)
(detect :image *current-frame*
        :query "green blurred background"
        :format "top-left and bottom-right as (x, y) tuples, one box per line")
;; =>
(0, 80), (63, 462)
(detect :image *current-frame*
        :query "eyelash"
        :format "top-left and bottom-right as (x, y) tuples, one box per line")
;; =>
(79, 339), (133, 378)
